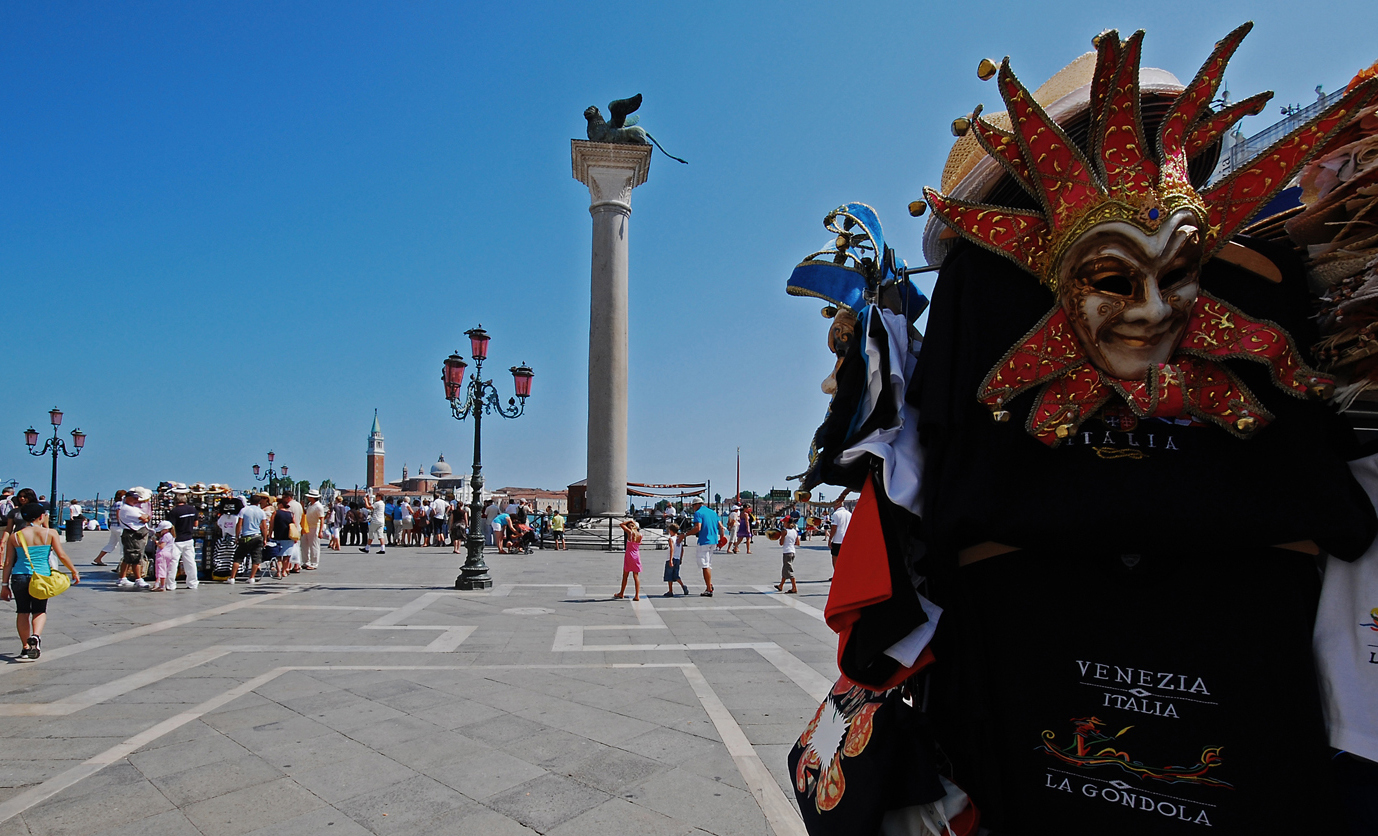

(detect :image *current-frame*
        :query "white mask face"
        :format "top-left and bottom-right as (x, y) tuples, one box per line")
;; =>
(1056, 209), (1204, 381)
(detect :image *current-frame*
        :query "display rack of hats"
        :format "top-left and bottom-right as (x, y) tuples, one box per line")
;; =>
(1282, 62), (1378, 419)
(134, 482), (233, 582)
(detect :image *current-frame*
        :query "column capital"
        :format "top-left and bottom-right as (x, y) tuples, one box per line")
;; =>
(572, 140), (652, 213)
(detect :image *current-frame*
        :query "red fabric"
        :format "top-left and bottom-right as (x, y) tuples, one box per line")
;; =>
(949, 798), (981, 836)
(824, 476), (891, 635)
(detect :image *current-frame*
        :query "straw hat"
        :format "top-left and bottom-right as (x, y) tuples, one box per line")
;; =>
(923, 52), (1184, 265)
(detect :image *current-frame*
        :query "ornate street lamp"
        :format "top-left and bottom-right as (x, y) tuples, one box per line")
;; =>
(24, 408), (85, 523)
(443, 325), (534, 590)
(252, 450), (288, 495)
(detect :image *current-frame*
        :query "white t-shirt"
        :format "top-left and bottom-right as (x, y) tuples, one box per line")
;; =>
(505, 502), (519, 516)
(830, 507), (852, 544)
(216, 513), (239, 537)
(370, 500), (386, 524)
(781, 527), (799, 554)
(431, 498), (448, 519)
(69, 503), (83, 518)
(118, 502), (149, 531)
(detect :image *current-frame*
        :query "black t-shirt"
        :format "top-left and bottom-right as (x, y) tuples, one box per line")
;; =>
(908, 240), (1377, 833)
(170, 503), (199, 542)
(271, 509), (294, 541)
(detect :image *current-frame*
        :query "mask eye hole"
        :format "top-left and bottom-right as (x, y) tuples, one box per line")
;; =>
(1160, 267), (1194, 290)
(1089, 274), (1134, 296)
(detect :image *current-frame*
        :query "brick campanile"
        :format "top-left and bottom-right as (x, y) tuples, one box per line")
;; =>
(366, 409), (385, 487)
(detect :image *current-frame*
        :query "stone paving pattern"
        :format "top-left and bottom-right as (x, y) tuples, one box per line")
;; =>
(0, 534), (839, 835)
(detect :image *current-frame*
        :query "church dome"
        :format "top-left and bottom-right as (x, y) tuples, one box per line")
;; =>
(430, 454), (453, 478)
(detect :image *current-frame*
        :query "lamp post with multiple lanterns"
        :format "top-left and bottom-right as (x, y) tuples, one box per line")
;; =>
(251, 451), (289, 496)
(24, 407), (85, 523)
(442, 326), (534, 590)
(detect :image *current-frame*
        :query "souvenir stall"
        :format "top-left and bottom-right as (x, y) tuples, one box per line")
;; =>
(782, 25), (1378, 836)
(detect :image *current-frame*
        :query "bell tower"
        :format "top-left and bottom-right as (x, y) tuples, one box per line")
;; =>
(366, 410), (385, 487)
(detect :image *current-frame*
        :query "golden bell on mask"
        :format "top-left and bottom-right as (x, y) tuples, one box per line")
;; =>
(1054, 423), (1074, 439)
(976, 58), (998, 81)
(1234, 416), (1258, 433)
(908, 200), (927, 218)
(991, 409), (1011, 423)
(951, 116), (971, 137)
(1308, 378), (1335, 399)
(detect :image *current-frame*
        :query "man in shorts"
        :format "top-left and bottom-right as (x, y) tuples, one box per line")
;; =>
(550, 510), (566, 550)
(116, 488), (152, 589)
(233, 493), (270, 584)
(689, 496), (724, 597)
(361, 495), (387, 554)
(828, 492), (851, 571)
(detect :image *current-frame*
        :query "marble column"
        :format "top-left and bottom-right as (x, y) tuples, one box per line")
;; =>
(572, 140), (651, 517)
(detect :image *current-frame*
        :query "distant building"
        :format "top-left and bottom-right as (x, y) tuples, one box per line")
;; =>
(366, 410), (385, 487)
(494, 486), (569, 513)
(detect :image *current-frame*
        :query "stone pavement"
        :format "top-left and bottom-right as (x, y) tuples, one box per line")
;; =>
(0, 532), (840, 835)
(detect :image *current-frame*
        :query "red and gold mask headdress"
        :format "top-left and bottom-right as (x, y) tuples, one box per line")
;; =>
(924, 23), (1378, 293)
(923, 25), (1378, 446)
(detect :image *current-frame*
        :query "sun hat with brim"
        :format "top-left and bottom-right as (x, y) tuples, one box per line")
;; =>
(922, 52), (1185, 266)
(306, 490), (321, 499)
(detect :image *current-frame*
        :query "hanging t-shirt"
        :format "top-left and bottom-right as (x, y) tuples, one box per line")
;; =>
(909, 239), (1377, 834)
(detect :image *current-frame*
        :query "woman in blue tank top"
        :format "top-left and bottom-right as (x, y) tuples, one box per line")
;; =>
(1, 502), (81, 661)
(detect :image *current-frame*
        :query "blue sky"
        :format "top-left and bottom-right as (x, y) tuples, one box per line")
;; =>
(3, 0), (1375, 503)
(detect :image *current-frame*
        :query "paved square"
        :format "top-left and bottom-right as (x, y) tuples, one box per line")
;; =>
(0, 534), (839, 835)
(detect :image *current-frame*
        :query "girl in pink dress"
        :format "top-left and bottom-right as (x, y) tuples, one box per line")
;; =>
(152, 522), (175, 592)
(613, 519), (642, 601)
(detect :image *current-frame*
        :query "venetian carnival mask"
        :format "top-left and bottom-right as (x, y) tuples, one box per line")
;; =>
(919, 24), (1376, 445)
(1057, 209), (1203, 380)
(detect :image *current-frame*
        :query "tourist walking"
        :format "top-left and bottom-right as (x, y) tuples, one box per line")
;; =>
(330, 497), (346, 551)
(152, 521), (175, 591)
(92, 488), (125, 566)
(116, 488), (152, 589)
(2, 502), (81, 661)
(662, 523), (690, 597)
(550, 509), (566, 550)
(451, 499), (469, 554)
(430, 495), (448, 547)
(828, 491), (851, 571)
(776, 524), (799, 594)
(614, 518), (642, 600)
(727, 506), (741, 553)
(302, 490), (325, 570)
(268, 496), (296, 578)
(689, 496), (724, 597)
(168, 487), (200, 590)
(233, 493), (270, 584)
(738, 505), (753, 554)
(361, 495), (387, 554)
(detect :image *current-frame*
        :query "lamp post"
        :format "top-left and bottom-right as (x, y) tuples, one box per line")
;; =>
(24, 407), (85, 523)
(442, 325), (534, 590)
(252, 451), (289, 496)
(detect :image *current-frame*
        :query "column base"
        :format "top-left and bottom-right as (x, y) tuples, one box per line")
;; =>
(455, 570), (493, 590)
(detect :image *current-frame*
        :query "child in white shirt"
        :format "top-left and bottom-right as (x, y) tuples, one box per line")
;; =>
(663, 524), (690, 597)
(776, 526), (799, 594)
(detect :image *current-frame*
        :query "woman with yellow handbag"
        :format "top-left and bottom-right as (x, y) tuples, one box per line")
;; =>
(1, 502), (80, 661)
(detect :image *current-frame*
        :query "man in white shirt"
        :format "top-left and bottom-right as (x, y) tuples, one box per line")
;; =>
(727, 506), (741, 553)
(302, 490), (326, 569)
(361, 496), (387, 554)
(429, 495), (448, 547)
(828, 491), (852, 570)
(116, 488), (152, 589)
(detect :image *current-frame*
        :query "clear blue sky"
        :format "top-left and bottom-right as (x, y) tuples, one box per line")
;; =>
(2, 1), (1375, 503)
